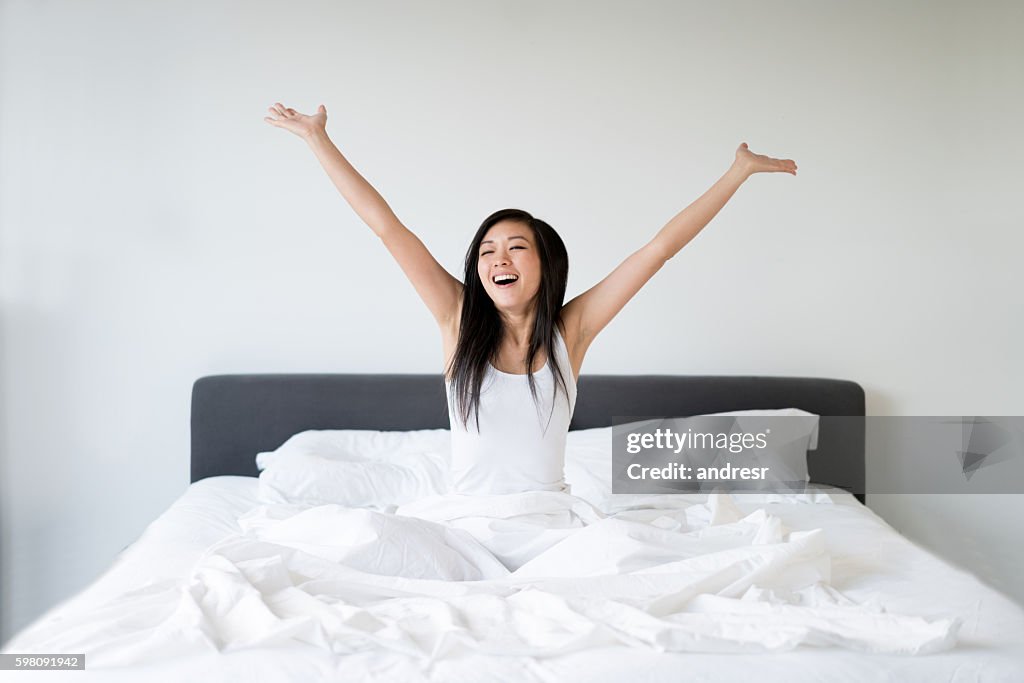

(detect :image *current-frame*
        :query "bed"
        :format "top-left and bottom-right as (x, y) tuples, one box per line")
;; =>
(3, 373), (1024, 681)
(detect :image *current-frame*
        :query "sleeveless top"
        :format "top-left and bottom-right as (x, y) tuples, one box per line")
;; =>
(444, 325), (577, 495)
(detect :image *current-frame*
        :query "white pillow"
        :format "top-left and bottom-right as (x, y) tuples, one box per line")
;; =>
(255, 429), (452, 509)
(705, 407), (819, 450)
(255, 428), (452, 471)
(564, 408), (821, 512)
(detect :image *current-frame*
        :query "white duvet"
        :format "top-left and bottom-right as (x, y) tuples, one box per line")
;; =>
(11, 489), (961, 669)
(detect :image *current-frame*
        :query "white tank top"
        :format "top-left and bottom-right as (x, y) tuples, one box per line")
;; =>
(444, 325), (577, 495)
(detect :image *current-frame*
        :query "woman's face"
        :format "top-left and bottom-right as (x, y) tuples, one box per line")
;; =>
(477, 220), (542, 311)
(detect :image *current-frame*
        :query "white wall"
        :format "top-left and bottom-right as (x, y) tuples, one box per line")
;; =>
(2, 0), (1022, 643)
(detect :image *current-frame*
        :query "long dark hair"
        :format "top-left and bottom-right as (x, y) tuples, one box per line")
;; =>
(446, 208), (570, 433)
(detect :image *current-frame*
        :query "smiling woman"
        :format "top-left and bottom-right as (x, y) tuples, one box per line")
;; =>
(262, 101), (797, 497)
(452, 208), (570, 440)
(440, 208), (578, 493)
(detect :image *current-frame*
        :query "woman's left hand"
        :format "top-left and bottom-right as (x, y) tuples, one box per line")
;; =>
(733, 143), (797, 177)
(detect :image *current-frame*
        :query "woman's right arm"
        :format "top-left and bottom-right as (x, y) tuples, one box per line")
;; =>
(265, 103), (463, 328)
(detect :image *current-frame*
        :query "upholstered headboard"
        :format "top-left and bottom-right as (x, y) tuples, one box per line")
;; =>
(190, 374), (866, 503)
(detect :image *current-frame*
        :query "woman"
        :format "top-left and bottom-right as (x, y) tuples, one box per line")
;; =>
(264, 102), (797, 498)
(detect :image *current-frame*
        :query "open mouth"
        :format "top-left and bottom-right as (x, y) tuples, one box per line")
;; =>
(492, 273), (519, 288)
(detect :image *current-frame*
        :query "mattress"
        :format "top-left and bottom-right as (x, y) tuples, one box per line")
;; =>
(3, 476), (1024, 682)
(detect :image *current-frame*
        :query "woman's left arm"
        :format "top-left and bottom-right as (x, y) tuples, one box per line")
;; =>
(561, 143), (796, 350)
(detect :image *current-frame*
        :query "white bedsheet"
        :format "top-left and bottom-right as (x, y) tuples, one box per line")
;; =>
(4, 477), (1024, 682)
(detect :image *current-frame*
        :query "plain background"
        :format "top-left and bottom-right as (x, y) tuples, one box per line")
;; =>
(1, 0), (1021, 643)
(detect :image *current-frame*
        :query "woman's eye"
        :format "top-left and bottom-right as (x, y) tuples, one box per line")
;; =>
(480, 246), (524, 256)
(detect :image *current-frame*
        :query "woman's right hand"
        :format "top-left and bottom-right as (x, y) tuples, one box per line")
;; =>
(264, 102), (327, 140)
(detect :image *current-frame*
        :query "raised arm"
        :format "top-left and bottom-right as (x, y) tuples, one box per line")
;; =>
(264, 103), (462, 328)
(561, 143), (797, 353)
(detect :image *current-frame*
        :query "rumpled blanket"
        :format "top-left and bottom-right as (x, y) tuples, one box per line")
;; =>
(15, 492), (960, 667)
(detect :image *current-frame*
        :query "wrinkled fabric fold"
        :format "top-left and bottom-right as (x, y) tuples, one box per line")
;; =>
(10, 492), (960, 667)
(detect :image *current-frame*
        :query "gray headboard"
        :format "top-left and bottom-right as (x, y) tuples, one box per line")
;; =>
(191, 374), (866, 503)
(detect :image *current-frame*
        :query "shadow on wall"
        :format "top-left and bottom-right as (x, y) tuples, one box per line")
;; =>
(0, 304), (100, 644)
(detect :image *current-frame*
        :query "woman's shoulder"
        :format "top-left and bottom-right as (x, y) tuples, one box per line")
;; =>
(555, 312), (579, 355)
(555, 316), (567, 341)
(555, 314), (583, 385)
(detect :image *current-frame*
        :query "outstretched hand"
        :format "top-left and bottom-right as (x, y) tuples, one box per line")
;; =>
(733, 143), (797, 177)
(264, 102), (328, 140)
